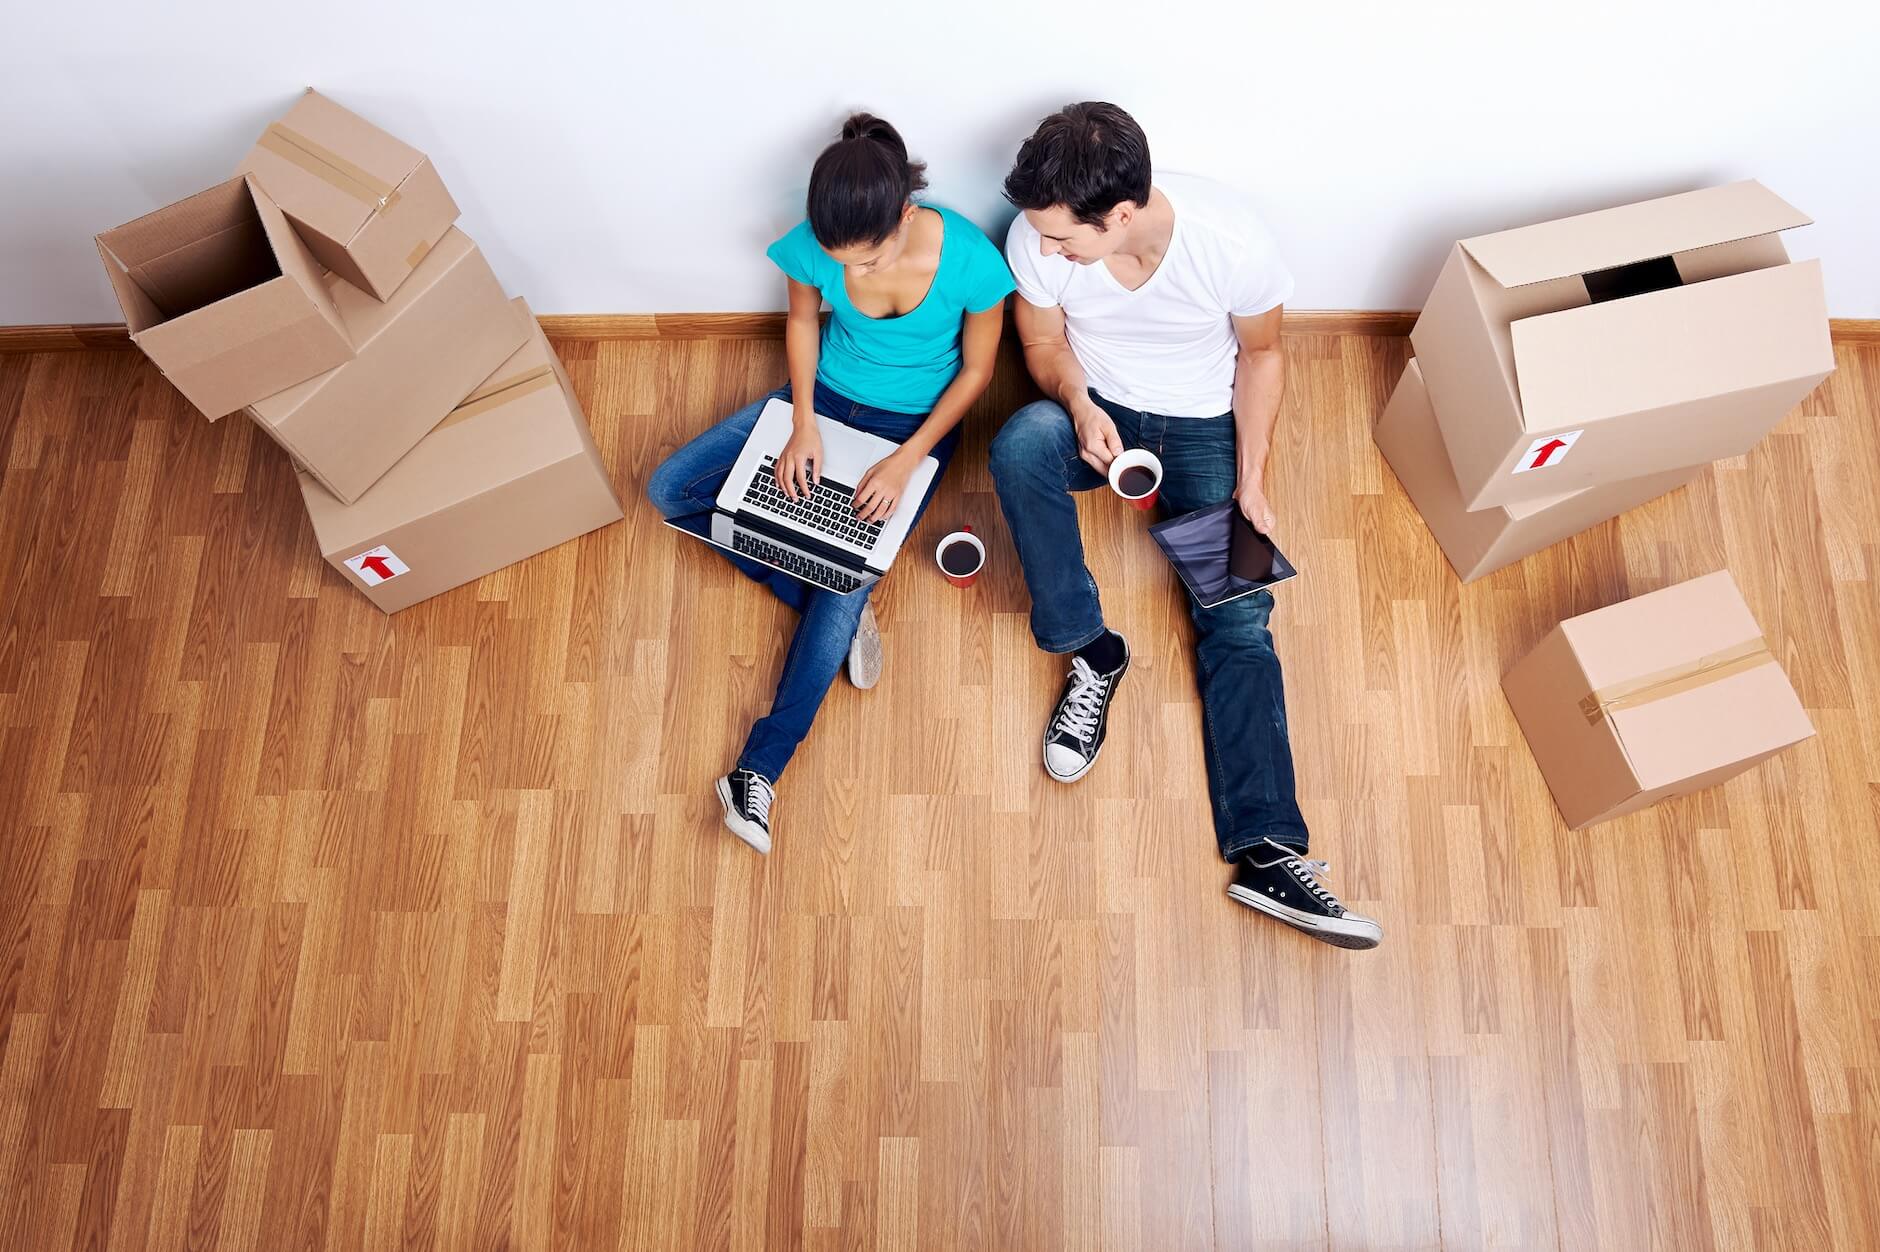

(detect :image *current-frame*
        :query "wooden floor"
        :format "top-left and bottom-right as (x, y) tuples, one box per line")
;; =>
(1, 327), (1877, 1252)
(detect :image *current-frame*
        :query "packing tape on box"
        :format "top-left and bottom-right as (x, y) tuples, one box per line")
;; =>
(1578, 636), (1775, 726)
(435, 366), (558, 431)
(258, 123), (401, 211)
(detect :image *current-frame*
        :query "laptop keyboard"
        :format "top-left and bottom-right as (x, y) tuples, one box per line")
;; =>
(730, 528), (865, 593)
(743, 458), (886, 549)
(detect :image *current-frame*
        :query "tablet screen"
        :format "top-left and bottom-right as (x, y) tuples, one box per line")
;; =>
(1149, 502), (1297, 607)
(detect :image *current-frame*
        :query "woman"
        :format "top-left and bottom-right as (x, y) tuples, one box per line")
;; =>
(647, 113), (1014, 854)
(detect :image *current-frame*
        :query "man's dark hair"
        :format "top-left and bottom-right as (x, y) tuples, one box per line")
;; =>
(1003, 102), (1152, 229)
(806, 113), (929, 250)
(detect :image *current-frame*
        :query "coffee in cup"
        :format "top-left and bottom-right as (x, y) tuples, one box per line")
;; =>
(935, 528), (986, 587)
(1108, 449), (1163, 510)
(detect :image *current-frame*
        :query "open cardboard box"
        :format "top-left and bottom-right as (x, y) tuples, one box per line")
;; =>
(1502, 570), (1815, 829)
(1375, 359), (1698, 582)
(247, 227), (526, 504)
(1411, 181), (1834, 510)
(236, 88), (460, 301)
(299, 299), (624, 614)
(95, 174), (353, 419)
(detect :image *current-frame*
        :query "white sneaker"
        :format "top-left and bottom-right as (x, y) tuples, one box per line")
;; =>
(848, 603), (883, 689)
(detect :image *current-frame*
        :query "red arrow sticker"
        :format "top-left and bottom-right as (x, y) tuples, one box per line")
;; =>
(345, 545), (409, 586)
(1512, 429), (1584, 474)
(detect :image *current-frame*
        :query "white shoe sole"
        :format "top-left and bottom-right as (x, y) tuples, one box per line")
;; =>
(847, 606), (882, 689)
(714, 776), (772, 854)
(1227, 883), (1382, 949)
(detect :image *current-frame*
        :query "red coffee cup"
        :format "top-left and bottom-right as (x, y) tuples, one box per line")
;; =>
(1109, 449), (1163, 510)
(935, 527), (986, 587)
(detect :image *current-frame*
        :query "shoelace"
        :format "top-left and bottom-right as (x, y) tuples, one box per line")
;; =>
(739, 771), (774, 824)
(1285, 856), (1344, 913)
(1051, 658), (1111, 744)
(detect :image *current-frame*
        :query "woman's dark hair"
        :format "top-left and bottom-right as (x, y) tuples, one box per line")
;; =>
(806, 113), (929, 250)
(1003, 102), (1152, 229)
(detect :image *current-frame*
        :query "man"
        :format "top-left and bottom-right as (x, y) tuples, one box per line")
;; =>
(989, 102), (1381, 949)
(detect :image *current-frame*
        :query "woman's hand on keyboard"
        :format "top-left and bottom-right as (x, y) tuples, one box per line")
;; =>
(854, 449), (917, 524)
(776, 422), (824, 501)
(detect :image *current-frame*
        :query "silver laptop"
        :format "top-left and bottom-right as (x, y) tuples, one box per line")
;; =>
(662, 397), (939, 594)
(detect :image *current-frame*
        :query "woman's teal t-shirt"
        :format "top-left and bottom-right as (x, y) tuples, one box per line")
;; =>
(765, 204), (1016, 416)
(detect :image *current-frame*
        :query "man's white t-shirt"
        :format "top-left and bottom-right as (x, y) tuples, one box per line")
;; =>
(1005, 172), (1293, 417)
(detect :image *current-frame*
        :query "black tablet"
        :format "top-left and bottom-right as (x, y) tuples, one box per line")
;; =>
(1148, 501), (1298, 608)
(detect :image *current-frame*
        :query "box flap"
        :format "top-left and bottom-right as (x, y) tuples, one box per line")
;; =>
(1509, 260), (1831, 429)
(1560, 571), (1760, 695)
(1459, 182), (1811, 289)
(95, 239), (167, 334)
(135, 275), (321, 369)
(239, 88), (426, 245)
(1609, 659), (1814, 792)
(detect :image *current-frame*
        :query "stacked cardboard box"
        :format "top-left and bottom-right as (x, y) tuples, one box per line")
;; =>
(96, 88), (622, 613)
(1378, 181), (1834, 583)
(1379, 181), (1833, 828)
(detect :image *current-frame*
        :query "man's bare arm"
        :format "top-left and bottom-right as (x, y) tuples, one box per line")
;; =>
(1229, 305), (1285, 533)
(1014, 298), (1124, 473)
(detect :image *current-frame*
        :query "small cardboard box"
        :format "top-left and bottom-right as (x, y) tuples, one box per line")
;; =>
(1411, 181), (1834, 511)
(248, 227), (526, 505)
(236, 88), (460, 301)
(300, 300), (625, 614)
(1375, 359), (1699, 582)
(95, 174), (353, 420)
(1502, 570), (1814, 830)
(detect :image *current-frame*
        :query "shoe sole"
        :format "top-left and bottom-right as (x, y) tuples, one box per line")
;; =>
(714, 777), (772, 855)
(1227, 884), (1382, 950)
(847, 610), (882, 690)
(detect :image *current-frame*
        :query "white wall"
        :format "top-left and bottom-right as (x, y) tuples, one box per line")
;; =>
(5, 0), (1877, 323)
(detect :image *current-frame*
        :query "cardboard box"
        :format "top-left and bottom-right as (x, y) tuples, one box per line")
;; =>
(1411, 181), (1834, 510)
(248, 227), (526, 504)
(300, 300), (624, 613)
(236, 88), (459, 300)
(1502, 570), (1814, 829)
(95, 174), (353, 420)
(1375, 359), (1699, 582)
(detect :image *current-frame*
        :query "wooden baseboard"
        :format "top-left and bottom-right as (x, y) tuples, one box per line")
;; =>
(0, 323), (142, 352)
(5, 311), (1877, 353)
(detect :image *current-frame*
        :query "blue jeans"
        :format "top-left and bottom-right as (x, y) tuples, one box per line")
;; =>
(647, 381), (955, 782)
(988, 392), (1311, 858)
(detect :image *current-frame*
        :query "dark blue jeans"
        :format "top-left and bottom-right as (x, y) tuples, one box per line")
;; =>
(647, 381), (955, 782)
(988, 392), (1310, 857)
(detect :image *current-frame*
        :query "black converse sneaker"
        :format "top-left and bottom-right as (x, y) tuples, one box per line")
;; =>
(715, 769), (775, 854)
(1226, 838), (1382, 949)
(1042, 645), (1130, 783)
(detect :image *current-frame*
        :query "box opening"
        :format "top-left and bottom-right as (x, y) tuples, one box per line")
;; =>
(1583, 255), (1683, 305)
(136, 221), (281, 321)
(102, 179), (285, 328)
